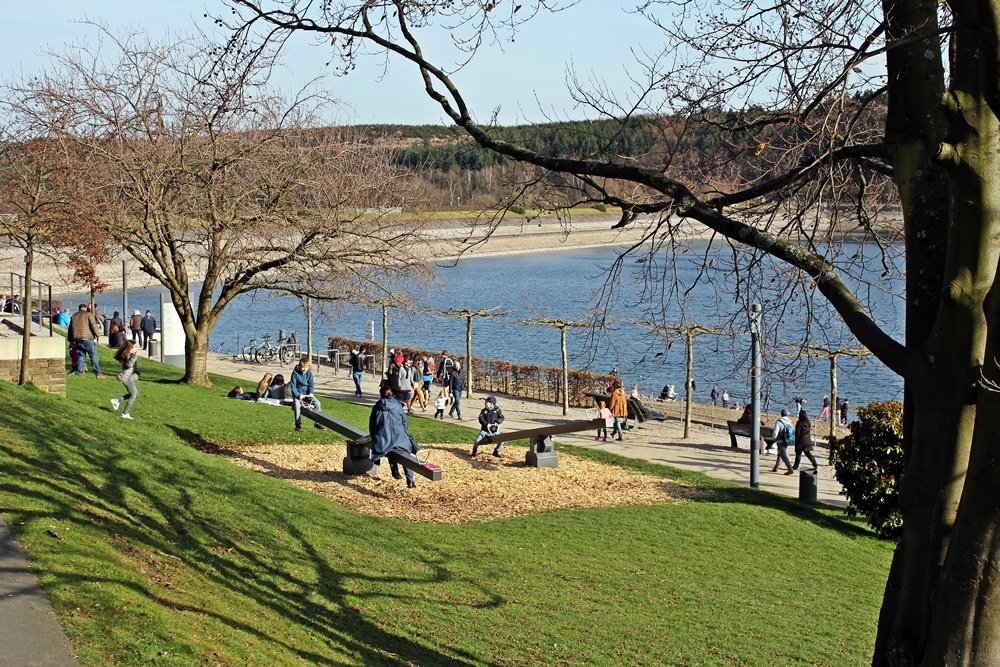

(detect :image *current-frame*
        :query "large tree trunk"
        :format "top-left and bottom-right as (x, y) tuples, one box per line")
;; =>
(182, 329), (211, 387)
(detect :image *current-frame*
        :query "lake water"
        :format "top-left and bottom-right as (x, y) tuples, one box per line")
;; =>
(82, 243), (905, 411)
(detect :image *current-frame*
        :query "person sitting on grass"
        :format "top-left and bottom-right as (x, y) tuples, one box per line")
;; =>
(369, 384), (419, 488)
(227, 385), (257, 401)
(267, 373), (286, 400)
(472, 395), (505, 457)
(255, 373), (273, 400)
(290, 357), (323, 431)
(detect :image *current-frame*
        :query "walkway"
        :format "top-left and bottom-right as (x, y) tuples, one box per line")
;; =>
(205, 353), (848, 507)
(0, 517), (79, 666)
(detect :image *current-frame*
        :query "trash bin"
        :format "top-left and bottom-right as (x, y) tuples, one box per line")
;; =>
(799, 468), (818, 503)
(147, 338), (159, 358)
(102, 318), (111, 336)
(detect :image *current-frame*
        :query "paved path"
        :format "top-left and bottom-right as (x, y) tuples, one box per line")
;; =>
(0, 517), (79, 667)
(206, 354), (847, 507)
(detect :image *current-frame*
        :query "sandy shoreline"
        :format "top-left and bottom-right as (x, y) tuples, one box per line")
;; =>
(0, 216), (661, 294)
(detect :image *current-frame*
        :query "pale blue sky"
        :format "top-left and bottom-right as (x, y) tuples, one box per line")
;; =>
(1, 2), (665, 125)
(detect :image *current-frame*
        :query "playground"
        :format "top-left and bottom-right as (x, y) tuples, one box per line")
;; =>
(225, 441), (691, 523)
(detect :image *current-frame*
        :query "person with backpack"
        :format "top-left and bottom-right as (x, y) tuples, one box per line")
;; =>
(792, 409), (819, 471)
(770, 408), (796, 475)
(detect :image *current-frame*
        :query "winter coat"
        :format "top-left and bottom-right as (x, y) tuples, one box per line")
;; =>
(478, 405), (505, 430)
(795, 418), (815, 452)
(609, 387), (628, 418)
(772, 416), (794, 448)
(397, 364), (414, 392)
(368, 397), (412, 462)
(129, 314), (142, 332)
(140, 315), (157, 334)
(447, 368), (466, 392)
(348, 351), (365, 374)
(69, 310), (101, 342)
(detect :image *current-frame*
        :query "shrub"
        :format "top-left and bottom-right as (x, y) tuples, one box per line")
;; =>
(829, 401), (905, 539)
(594, 203), (608, 212)
(509, 204), (526, 215)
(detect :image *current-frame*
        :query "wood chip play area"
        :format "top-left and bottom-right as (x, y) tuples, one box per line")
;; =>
(225, 443), (692, 523)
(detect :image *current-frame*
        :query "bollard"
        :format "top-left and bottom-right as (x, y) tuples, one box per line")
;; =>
(147, 338), (159, 358)
(798, 468), (818, 503)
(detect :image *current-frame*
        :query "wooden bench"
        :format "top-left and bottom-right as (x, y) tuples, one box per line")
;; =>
(300, 407), (442, 481)
(482, 418), (604, 468)
(726, 420), (776, 450)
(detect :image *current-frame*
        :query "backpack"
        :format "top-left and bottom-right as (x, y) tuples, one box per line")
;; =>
(780, 419), (795, 446)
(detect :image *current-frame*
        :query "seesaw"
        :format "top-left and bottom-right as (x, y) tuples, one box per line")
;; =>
(481, 418), (604, 468)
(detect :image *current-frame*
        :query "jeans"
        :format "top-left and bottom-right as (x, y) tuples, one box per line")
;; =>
(75, 339), (102, 376)
(119, 377), (139, 415)
(448, 389), (463, 418)
(774, 444), (793, 470)
(387, 452), (414, 484)
(352, 371), (363, 395)
(612, 416), (625, 437)
(793, 449), (819, 469)
(293, 396), (322, 427)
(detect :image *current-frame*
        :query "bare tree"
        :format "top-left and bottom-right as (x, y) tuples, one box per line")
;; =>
(17, 28), (426, 386)
(221, 0), (1000, 662)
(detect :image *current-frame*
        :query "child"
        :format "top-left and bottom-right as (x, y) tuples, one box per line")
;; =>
(472, 395), (505, 456)
(433, 390), (448, 419)
(595, 399), (612, 442)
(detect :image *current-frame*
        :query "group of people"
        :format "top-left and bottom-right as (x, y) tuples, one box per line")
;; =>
(380, 348), (466, 420)
(769, 408), (819, 474)
(0, 294), (23, 314)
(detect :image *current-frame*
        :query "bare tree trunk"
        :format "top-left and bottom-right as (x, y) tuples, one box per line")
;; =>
(684, 329), (693, 438)
(305, 296), (313, 362)
(560, 326), (568, 416)
(829, 355), (838, 439)
(181, 331), (211, 387)
(381, 304), (388, 379)
(465, 315), (473, 398)
(18, 249), (32, 385)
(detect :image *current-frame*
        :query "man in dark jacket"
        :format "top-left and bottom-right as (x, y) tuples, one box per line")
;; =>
(447, 361), (466, 420)
(472, 395), (505, 457)
(69, 304), (105, 378)
(369, 385), (419, 488)
(139, 310), (157, 350)
(349, 347), (366, 396)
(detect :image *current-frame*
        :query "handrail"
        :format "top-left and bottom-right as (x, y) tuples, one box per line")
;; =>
(6, 273), (54, 336)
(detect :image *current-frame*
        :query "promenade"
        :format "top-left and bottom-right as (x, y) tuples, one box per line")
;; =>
(205, 353), (848, 507)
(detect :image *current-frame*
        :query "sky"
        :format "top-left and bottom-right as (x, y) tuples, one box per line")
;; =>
(0, 1), (665, 126)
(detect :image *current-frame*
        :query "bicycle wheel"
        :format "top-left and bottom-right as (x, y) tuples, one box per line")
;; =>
(256, 345), (277, 365)
(279, 344), (296, 365)
(241, 342), (256, 362)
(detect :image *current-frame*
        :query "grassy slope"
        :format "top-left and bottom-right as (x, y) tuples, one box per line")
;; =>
(0, 348), (891, 666)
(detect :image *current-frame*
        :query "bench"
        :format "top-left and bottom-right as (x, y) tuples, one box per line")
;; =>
(726, 420), (776, 450)
(482, 418), (603, 468)
(300, 407), (442, 481)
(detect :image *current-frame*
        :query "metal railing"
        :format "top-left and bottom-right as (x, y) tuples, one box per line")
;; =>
(6, 273), (54, 336)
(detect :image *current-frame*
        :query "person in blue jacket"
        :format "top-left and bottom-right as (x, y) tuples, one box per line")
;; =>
(290, 356), (322, 431)
(369, 384), (419, 488)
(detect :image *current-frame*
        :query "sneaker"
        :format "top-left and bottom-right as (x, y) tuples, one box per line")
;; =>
(110, 398), (120, 411)
(406, 480), (417, 489)
(392, 469), (403, 480)
(784, 469), (795, 475)
(492, 449), (501, 457)
(294, 425), (302, 432)
(771, 467), (779, 472)
(96, 374), (106, 380)
(121, 413), (133, 420)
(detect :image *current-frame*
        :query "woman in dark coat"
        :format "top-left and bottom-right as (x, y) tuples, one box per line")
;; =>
(792, 409), (819, 470)
(369, 385), (419, 488)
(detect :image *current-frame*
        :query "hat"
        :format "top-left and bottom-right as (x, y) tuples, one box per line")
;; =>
(780, 408), (789, 417)
(485, 395), (496, 404)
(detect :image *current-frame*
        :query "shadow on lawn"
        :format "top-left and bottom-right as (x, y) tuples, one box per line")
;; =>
(0, 388), (491, 665)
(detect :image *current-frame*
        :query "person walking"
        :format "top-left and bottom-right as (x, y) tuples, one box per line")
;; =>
(818, 395), (832, 421)
(421, 355), (435, 398)
(472, 395), (505, 456)
(396, 357), (415, 409)
(290, 356), (322, 431)
(447, 361), (465, 419)
(721, 388), (730, 408)
(140, 310), (157, 351)
(349, 346), (366, 396)
(369, 384), (419, 488)
(110, 340), (140, 420)
(433, 390), (448, 419)
(792, 409), (819, 471)
(839, 398), (850, 425)
(128, 309), (142, 342)
(609, 380), (628, 440)
(771, 408), (796, 474)
(408, 357), (426, 412)
(710, 385), (719, 407)
(69, 304), (105, 379)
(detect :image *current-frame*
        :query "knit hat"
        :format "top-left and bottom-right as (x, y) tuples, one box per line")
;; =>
(485, 395), (497, 404)
(780, 408), (789, 417)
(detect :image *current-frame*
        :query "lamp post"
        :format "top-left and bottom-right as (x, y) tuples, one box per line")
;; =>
(749, 303), (762, 488)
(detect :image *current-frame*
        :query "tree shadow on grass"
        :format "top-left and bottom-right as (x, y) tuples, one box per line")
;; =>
(0, 389), (494, 665)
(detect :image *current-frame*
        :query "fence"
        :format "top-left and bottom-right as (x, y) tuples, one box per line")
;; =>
(327, 335), (612, 408)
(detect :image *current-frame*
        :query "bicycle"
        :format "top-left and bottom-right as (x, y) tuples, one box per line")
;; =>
(253, 335), (278, 364)
(276, 331), (299, 365)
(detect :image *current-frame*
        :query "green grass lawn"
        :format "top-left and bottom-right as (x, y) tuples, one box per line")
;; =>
(0, 347), (892, 665)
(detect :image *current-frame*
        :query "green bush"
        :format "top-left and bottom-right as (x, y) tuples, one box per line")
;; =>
(594, 203), (608, 212)
(509, 204), (527, 215)
(829, 401), (905, 539)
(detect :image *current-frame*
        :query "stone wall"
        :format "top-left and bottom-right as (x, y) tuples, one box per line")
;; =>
(0, 320), (66, 396)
